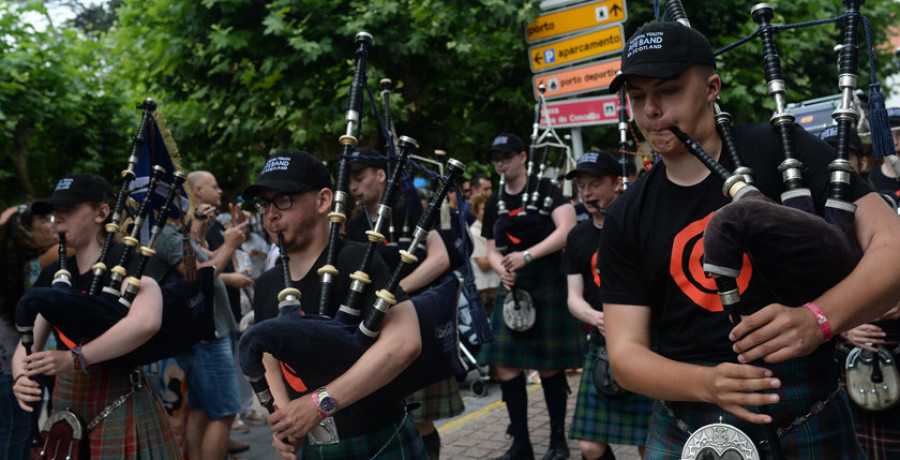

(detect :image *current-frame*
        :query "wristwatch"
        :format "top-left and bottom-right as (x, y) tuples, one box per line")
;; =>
(522, 250), (533, 264)
(312, 387), (338, 419)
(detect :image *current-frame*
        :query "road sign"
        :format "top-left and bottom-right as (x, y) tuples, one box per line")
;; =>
(538, 94), (631, 129)
(529, 25), (624, 73)
(527, 0), (628, 43)
(533, 57), (620, 101)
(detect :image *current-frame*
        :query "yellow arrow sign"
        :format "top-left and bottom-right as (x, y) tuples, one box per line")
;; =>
(529, 25), (624, 73)
(526, 0), (628, 43)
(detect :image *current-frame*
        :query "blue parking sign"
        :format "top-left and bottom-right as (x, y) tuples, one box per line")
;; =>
(544, 49), (556, 64)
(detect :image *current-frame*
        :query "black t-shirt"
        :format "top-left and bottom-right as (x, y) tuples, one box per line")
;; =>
(565, 219), (604, 342)
(253, 238), (408, 323)
(565, 220), (604, 308)
(481, 176), (566, 241)
(436, 207), (466, 271)
(599, 122), (872, 362)
(252, 238), (409, 415)
(869, 165), (900, 194)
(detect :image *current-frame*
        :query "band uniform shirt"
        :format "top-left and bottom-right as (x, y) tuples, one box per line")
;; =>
(346, 197), (408, 267)
(565, 219), (605, 344)
(599, 122), (872, 363)
(252, 237), (410, 414)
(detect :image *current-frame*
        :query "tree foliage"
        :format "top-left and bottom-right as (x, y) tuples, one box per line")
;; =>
(109, 0), (542, 196)
(3, 0), (899, 202)
(0, 2), (133, 203)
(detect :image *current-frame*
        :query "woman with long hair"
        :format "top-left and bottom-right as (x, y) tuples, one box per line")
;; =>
(0, 204), (56, 460)
(10, 173), (181, 459)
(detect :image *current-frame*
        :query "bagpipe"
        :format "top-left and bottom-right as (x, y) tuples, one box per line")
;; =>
(493, 85), (574, 255)
(238, 32), (493, 420)
(657, 0), (888, 458)
(16, 100), (215, 370)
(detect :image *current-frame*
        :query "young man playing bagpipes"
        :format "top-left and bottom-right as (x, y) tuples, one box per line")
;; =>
(480, 133), (585, 460)
(564, 150), (652, 460)
(244, 150), (426, 459)
(598, 21), (900, 459)
(346, 149), (462, 460)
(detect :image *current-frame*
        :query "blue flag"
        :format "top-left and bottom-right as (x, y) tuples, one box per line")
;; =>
(127, 115), (190, 244)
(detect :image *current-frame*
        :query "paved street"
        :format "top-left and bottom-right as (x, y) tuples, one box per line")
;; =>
(232, 369), (641, 459)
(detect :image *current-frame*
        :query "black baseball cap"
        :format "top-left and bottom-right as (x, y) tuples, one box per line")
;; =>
(348, 148), (388, 172)
(565, 150), (622, 180)
(818, 125), (863, 153)
(489, 133), (526, 154)
(32, 173), (115, 215)
(887, 107), (900, 126)
(242, 150), (332, 199)
(609, 22), (716, 93)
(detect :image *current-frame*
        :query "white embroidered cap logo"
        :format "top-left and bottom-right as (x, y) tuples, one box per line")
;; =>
(492, 136), (509, 147)
(261, 156), (292, 175)
(627, 30), (664, 58)
(579, 152), (599, 164)
(55, 178), (74, 191)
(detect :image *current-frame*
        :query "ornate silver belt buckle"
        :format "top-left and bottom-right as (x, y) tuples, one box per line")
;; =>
(307, 417), (340, 446)
(681, 420), (760, 460)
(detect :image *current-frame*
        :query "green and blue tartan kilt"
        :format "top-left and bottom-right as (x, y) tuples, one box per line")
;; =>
(297, 412), (426, 460)
(479, 252), (586, 370)
(644, 347), (863, 460)
(850, 392), (900, 458)
(406, 377), (465, 423)
(570, 339), (653, 446)
(52, 367), (182, 459)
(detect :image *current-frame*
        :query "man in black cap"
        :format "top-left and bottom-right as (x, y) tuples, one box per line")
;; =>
(563, 151), (652, 460)
(599, 21), (900, 458)
(243, 150), (426, 459)
(346, 147), (450, 295)
(346, 147), (461, 460)
(480, 133), (584, 460)
(867, 107), (900, 194)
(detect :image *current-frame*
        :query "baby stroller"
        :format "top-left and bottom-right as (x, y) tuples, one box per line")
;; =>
(457, 284), (491, 397)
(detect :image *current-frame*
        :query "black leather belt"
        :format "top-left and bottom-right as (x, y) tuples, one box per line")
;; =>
(332, 400), (405, 440)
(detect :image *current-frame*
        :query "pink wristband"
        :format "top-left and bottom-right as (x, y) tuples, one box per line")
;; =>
(803, 302), (833, 342)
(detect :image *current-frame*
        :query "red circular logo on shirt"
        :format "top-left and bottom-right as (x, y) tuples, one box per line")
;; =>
(670, 212), (752, 312)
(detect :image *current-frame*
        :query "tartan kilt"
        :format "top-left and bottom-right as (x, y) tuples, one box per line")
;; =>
(850, 395), (900, 458)
(479, 252), (586, 370)
(405, 377), (464, 423)
(644, 346), (863, 460)
(570, 339), (652, 446)
(52, 367), (182, 459)
(297, 412), (426, 460)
